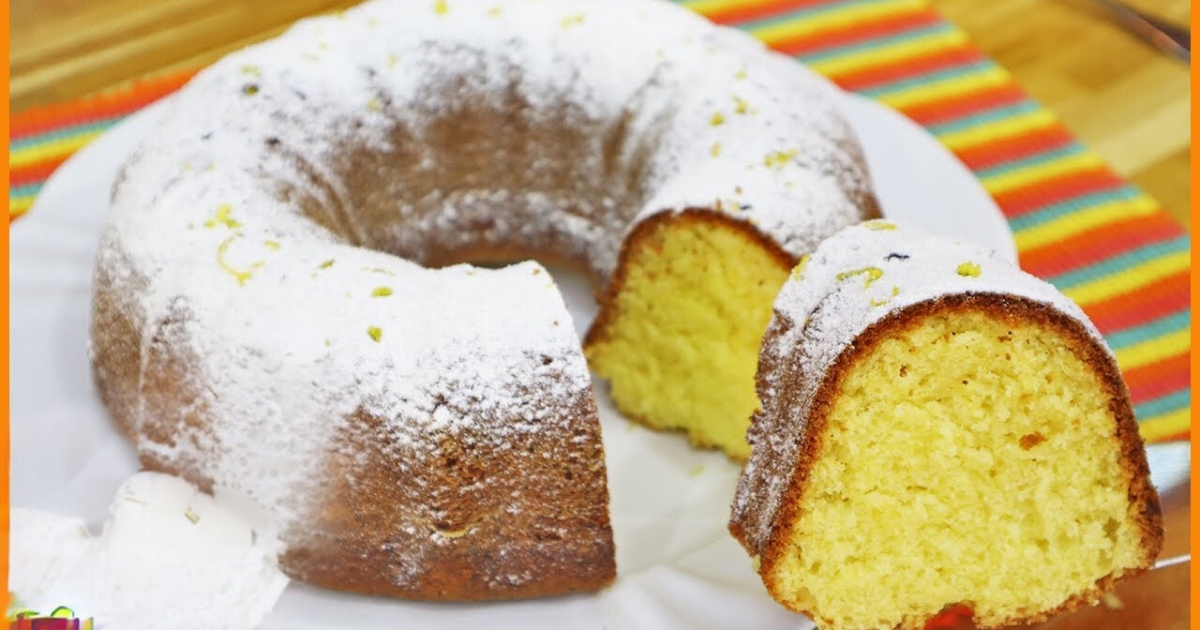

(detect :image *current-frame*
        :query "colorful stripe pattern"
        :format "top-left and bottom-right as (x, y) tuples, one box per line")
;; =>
(9, 0), (1189, 442)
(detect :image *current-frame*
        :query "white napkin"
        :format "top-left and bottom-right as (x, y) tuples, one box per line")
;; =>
(10, 471), (289, 630)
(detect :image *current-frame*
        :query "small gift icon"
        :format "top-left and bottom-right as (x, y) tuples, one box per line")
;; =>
(8, 607), (93, 630)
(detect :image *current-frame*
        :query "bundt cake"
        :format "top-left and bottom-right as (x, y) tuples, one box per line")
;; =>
(729, 221), (1163, 629)
(89, 0), (876, 600)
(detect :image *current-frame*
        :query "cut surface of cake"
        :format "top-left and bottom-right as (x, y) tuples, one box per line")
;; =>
(585, 211), (798, 460)
(730, 222), (1162, 629)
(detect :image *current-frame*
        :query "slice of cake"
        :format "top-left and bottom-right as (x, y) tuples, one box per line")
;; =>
(730, 221), (1162, 630)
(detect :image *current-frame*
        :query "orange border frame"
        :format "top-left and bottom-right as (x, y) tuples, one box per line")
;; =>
(0, 0), (1195, 626)
(3, 0), (12, 616)
(1190, 1), (1198, 627)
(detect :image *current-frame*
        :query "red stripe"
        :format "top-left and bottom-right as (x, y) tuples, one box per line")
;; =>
(12, 70), (195, 138)
(1019, 213), (1186, 279)
(1081, 271), (1190, 334)
(821, 43), (985, 92)
(993, 165), (1126, 219)
(901, 83), (1028, 127)
(772, 9), (942, 57)
(10, 156), (71, 189)
(1123, 353), (1189, 404)
(953, 125), (1076, 172)
(14, 93), (154, 138)
(696, 0), (841, 25)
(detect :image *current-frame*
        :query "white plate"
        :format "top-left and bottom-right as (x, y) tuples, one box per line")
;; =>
(12, 93), (1021, 629)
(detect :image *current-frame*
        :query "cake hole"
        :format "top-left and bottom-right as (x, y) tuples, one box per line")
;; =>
(793, 585), (815, 607)
(433, 524), (474, 539)
(1103, 518), (1120, 542)
(1019, 433), (1046, 450)
(534, 529), (563, 542)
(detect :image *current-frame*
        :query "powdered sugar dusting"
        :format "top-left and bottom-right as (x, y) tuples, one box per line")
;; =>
(732, 222), (1108, 553)
(94, 0), (870, 594)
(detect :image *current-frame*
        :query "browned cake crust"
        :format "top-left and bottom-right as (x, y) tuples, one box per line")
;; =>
(286, 406), (615, 600)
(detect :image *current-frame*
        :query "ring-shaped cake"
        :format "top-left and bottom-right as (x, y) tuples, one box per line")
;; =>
(90, 0), (879, 599)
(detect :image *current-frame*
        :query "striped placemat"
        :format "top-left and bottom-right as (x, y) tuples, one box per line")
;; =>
(9, 0), (1189, 443)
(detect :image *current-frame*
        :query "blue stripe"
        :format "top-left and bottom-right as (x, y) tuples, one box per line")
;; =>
(858, 59), (997, 98)
(1105, 311), (1191, 350)
(796, 23), (955, 64)
(926, 100), (1040, 137)
(11, 118), (119, 151)
(1134, 390), (1190, 421)
(974, 143), (1086, 180)
(1047, 235), (1191, 290)
(11, 183), (43, 198)
(1008, 186), (1142, 232)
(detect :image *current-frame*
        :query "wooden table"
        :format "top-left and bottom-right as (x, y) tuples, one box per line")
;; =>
(8, 1), (1192, 628)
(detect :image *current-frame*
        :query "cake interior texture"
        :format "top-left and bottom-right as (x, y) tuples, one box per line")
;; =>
(585, 211), (793, 460)
(768, 309), (1151, 629)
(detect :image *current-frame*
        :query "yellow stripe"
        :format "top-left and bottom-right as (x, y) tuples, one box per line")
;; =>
(1138, 408), (1190, 443)
(1061, 250), (1190, 306)
(981, 152), (1105, 195)
(874, 64), (1011, 110)
(10, 130), (105, 169)
(1114, 331), (1191, 372)
(937, 108), (1059, 151)
(747, 0), (927, 45)
(1014, 195), (1160, 251)
(804, 27), (967, 76)
(10, 195), (36, 216)
(678, 0), (745, 14)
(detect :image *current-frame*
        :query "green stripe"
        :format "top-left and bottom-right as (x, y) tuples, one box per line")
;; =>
(1134, 390), (1190, 422)
(1008, 186), (1141, 232)
(859, 60), (996, 98)
(797, 23), (955, 64)
(1105, 311), (1191, 350)
(11, 118), (119, 151)
(926, 100), (1040, 137)
(974, 143), (1085, 180)
(1047, 235), (1191, 290)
